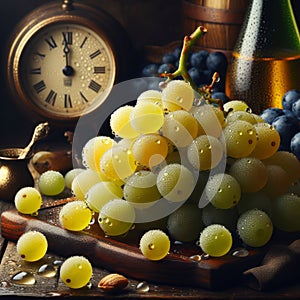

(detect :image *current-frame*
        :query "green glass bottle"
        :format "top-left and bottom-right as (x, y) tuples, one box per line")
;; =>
(225, 0), (300, 113)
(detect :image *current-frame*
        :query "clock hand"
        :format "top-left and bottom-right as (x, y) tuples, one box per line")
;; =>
(62, 33), (74, 77)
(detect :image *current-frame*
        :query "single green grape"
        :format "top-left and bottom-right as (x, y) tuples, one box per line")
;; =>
(132, 134), (168, 168)
(187, 135), (224, 171)
(110, 105), (139, 139)
(237, 209), (273, 247)
(81, 136), (116, 173)
(59, 200), (92, 231)
(271, 193), (300, 232)
(130, 101), (164, 134)
(226, 111), (257, 125)
(60, 256), (93, 289)
(192, 104), (225, 138)
(123, 170), (161, 207)
(167, 204), (203, 242)
(229, 157), (268, 193)
(98, 199), (135, 236)
(137, 89), (163, 107)
(86, 181), (123, 212)
(161, 110), (198, 148)
(100, 145), (136, 181)
(64, 168), (85, 190)
(71, 169), (102, 200)
(205, 173), (241, 209)
(223, 120), (257, 158)
(250, 123), (280, 159)
(38, 170), (65, 196)
(198, 224), (232, 257)
(156, 163), (195, 202)
(139, 229), (170, 261)
(162, 80), (194, 112)
(14, 187), (42, 214)
(17, 231), (48, 262)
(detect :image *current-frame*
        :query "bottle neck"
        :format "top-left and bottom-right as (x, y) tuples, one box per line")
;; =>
(235, 0), (300, 58)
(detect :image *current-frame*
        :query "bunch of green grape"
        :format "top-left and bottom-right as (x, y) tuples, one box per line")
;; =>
(15, 79), (300, 264)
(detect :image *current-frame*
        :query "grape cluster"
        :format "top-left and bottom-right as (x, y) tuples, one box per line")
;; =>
(260, 89), (300, 159)
(141, 47), (228, 93)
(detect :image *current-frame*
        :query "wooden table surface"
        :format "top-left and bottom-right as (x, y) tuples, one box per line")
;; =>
(1, 200), (300, 300)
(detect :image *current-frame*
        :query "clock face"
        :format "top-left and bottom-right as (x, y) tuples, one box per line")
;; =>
(19, 23), (116, 120)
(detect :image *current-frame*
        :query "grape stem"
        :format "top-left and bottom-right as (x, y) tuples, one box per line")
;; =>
(160, 26), (223, 110)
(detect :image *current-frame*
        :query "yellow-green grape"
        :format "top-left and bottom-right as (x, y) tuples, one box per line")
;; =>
(123, 170), (161, 207)
(139, 229), (170, 261)
(237, 192), (271, 215)
(60, 256), (93, 289)
(156, 164), (195, 202)
(71, 169), (101, 200)
(226, 111), (257, 125)
(130, 101), (164, 134)
(17, 231), (48, 262)
(250, 123), (280, 159)
(14, 187), (42, 214)
(64, 168), (85, 189)
(110, 105), (139, 139)
(59, 200), (92, 231)
(237, 209), (273, 247)
(271, 193), (300, 232)
(206, 173), (241, 209)
(260, 165), (290, 198)
(223, 100), (250, 114)
(38, 170), (65, 196)
(192, 104), (225, 138)
(202, 203), (238, 232)
(81, 136), (116, 173)
(187, 135), (224, 171)
(117, 137), (136, 150)
(252, 113), (265, 123)
(100, 146), (136, 181)
(132, 134), (168, 168)
(167, 204), (203, 242)
(137, 89), (163, 108)
(98, 199), (135, 236)
(263, 151), (300, 183)
(162, 80), (194, 112)
(198, 224), (232, 257)
(161, 110), (198, 148)
(86, 181), (123, 213)
(229, 157), (268, 193)
(223, 120), (257, 158)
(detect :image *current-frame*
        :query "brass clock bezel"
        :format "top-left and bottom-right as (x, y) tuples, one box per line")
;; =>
(6, 1), (127, 126)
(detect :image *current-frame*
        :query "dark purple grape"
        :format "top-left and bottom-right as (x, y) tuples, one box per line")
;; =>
(190, 50), (209, 69)
(282, 89), (300, 111)
(188, 67), (201, 86)
(260, 107), (285, 124)
(283, 109), (296, 118)
(292, 99), (300, 119)
(142, 63), (158, 77)
(206, 52), (228, 74)
(157, 63), (175, 74)
(162, 52), (177, 64)
(291, 132), (300, 160)
(211, 92), (230, 104)
(199, 69), (214, 85)
(272, 115), (300, 151)
(173, 46), (182, 60)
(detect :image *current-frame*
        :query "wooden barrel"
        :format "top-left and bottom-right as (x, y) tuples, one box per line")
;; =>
(182, 0), (249, 58)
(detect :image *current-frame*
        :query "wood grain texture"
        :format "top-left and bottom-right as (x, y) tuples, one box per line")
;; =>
(0, 204), (265, 290)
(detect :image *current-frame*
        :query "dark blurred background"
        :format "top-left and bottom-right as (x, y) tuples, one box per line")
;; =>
(0, 0), (299, 148)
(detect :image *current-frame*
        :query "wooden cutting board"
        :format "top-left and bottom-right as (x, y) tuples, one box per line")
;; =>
(0, 198), (265, 290)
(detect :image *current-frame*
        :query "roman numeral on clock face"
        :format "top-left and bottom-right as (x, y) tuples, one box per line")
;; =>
(33, 80), (46, 93)
(62, 32), (73, 45)
(88, 80), (101, 93)
(45, 36), (57, 50)
(45, 90), (57, 106)
(64, 94), (72, 108)
(94, 66), (105, 74)
(90, 49), (101, 59)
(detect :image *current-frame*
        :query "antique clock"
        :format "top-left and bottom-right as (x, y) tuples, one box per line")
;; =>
(6, 0), (131, 126)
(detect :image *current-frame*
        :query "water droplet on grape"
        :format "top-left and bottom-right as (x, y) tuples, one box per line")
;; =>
(11, 271), (35, 285)
(136, 281), (150, 293)
(176, 97), (183, 103)
(148, 243), (155, 250)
